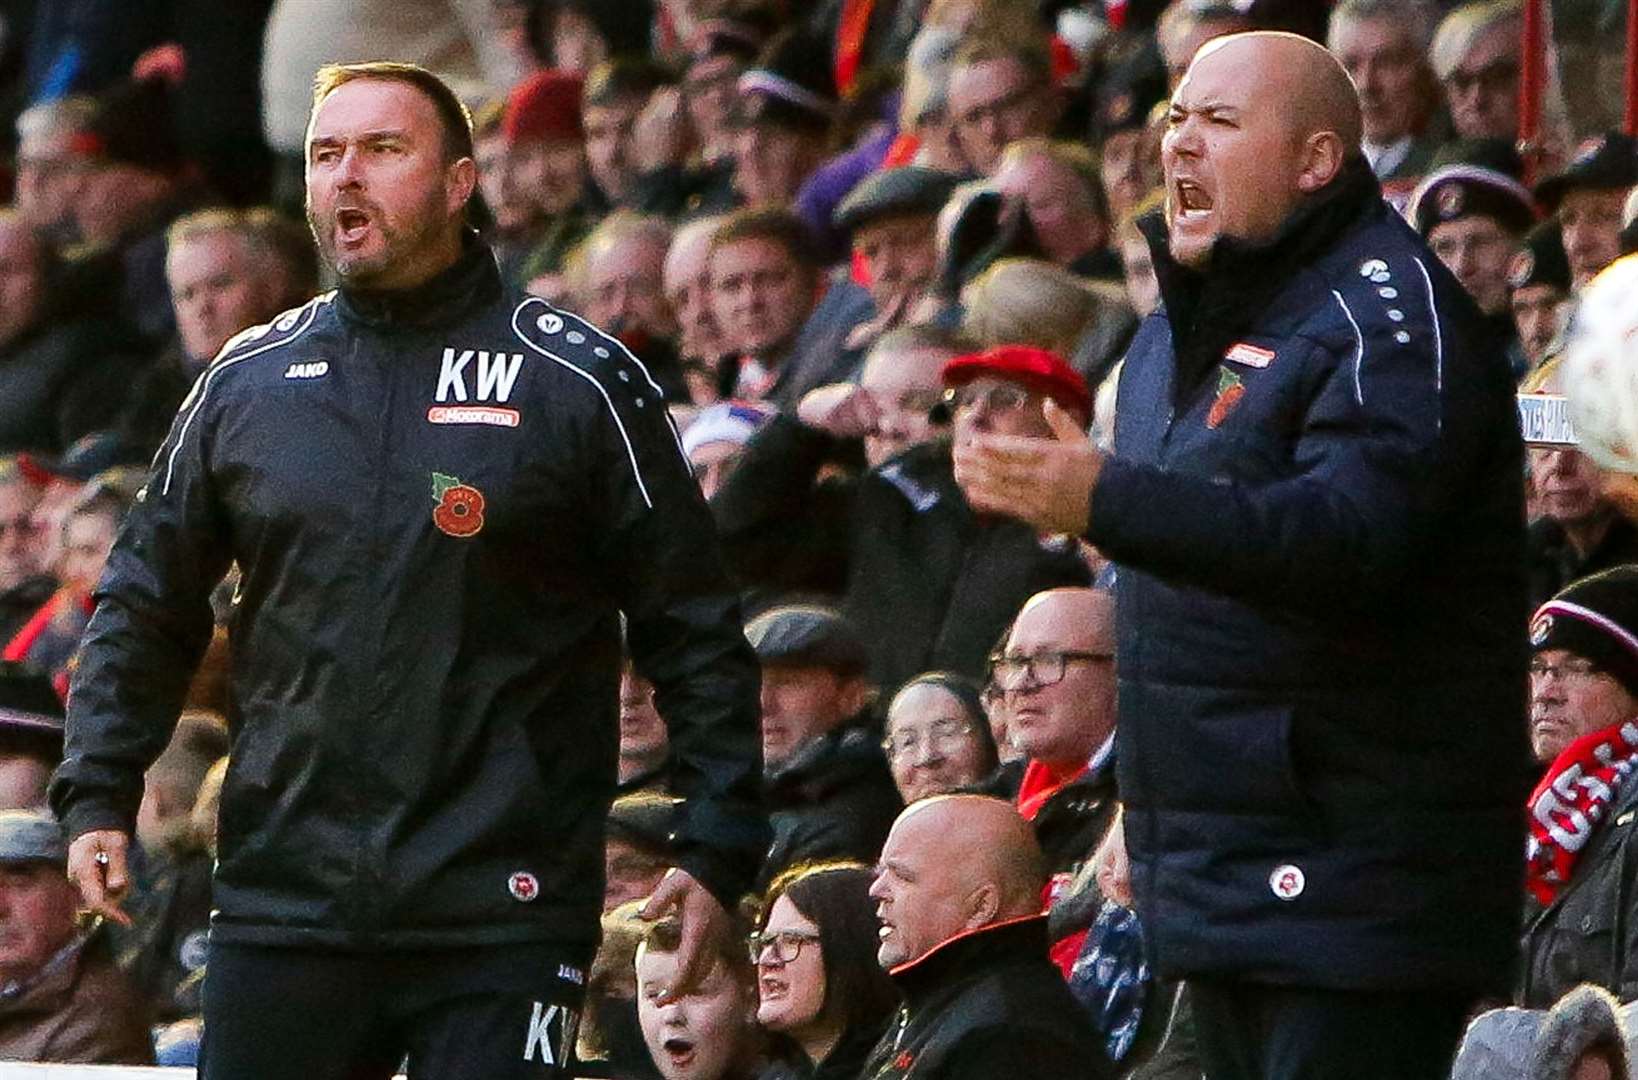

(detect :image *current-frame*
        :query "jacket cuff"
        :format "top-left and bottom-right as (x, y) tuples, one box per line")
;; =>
(1086, 455), (1156, 549)
(57, 798), (134, 845)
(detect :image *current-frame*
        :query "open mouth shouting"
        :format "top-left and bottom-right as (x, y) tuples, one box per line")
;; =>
(335, 205), (374, 247)
(1174, 179), (1214, 221)
(661, 1036), (696, 1071)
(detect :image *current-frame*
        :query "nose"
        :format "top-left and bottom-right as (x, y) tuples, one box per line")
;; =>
(867, 871), (888, 902)
(912, 739), (944, 767)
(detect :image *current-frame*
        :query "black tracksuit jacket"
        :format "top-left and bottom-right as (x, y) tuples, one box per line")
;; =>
(51, 242), (766, 953)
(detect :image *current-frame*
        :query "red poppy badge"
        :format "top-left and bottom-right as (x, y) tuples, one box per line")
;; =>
(1206, 367), (1246, 429)
(431, 472), (486, 537)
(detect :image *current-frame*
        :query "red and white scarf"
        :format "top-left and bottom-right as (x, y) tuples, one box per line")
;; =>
(1526, 718), (1638, 905)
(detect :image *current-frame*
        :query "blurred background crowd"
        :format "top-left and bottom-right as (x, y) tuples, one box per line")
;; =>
(2, 0), (1638, 1076)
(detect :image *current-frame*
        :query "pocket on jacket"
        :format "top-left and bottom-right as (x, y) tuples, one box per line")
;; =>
(1139, 687), (1311, 815)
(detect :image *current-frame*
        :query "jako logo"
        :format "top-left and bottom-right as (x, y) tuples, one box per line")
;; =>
(284, 361), (329, 379)
(437, 348), (523, 404)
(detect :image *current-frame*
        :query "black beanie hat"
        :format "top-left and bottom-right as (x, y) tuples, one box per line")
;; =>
(1508, 220), (1572, 294)
(738, 27), (837, 131)
(1531, 567), (1638, 697)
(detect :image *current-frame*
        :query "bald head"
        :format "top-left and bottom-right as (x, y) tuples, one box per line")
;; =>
(870, 794), (1046, 967)
(1163, 32), (1365, 267)
(1194, 32), (1363, 155)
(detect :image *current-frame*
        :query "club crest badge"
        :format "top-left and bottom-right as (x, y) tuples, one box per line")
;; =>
(1436, 182), (1464, 219)
(1530, 612), (1554, 646)
(431, 472), (486, 537)
(508, 871), (540, 902)
(1508, 249), (1535, 289)
(1207, 367), (1246, 429)
(1270, 864), (1305, 901)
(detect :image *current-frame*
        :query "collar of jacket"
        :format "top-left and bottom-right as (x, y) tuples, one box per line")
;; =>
(1139, 154), (1384, 405)
(765, 724), (881, 795)
(336, 233), (502, 330)
(0, 929), (91, 1013)
(887, 913), (1050, 1003)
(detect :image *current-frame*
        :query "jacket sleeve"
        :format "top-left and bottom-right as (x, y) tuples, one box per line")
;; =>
(1088, 271), (1485, 617)
(50, 374), (232, 842)
(711, 414), (853, 589)
(581, 332), (770, 908)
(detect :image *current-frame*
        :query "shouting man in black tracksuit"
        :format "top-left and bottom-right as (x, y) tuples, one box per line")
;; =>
(50, 62), (766, 1080)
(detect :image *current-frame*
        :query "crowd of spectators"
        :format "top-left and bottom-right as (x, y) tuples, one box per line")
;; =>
(1, 0), (1638, 1075)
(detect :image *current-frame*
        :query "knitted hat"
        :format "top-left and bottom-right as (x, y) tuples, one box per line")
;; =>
(1535, 132), (1638, 212)
(1407, 164), (1537, 237)
(738, 28), (837, 131)
(503, 70), (585, 147)
(1508, 221), (1572, 295)
(1530, 566), (1638, 698)
(82, 78), (184, 174)
(942, 345), (1093, 424)
(1430, 137), (1526, 181)
(679, 401), (774, 458)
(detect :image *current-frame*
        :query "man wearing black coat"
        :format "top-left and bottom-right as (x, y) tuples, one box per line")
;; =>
(956, 32), (1530, 1079)
(746, 605), (900, 890)
(863, 795), (1113, 1080)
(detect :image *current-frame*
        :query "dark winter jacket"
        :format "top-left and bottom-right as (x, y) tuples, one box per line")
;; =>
(1520, 774), (1638, 1007)
(52, 239), (766, 954)
(760, 726), (901, 889)
(0, 318), (131, 455)
(1527, 514), (1638, 611)
(850, 440), (1092, 690)
(860, 915), (1114, 1080)
(1093, 158), (1532, 992)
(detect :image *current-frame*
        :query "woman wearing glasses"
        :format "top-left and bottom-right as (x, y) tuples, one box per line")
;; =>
(751, 863), (899, 1080)
(882, 673), (1000, 804)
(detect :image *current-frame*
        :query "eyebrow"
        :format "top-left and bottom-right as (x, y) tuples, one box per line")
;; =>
(309, 129), (412, 149)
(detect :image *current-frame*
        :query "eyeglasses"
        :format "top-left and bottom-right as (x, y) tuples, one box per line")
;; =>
(883, 717), (977, 762)
(1528, 658), (1606, 684)
(988, 650), (1114, 690)
(747, 928), (822, 965)
(943, 382), (1032, 415)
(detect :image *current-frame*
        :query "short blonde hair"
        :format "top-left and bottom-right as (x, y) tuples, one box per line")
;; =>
(961, 258), (1127, 357)
(310, 61), (473, 163)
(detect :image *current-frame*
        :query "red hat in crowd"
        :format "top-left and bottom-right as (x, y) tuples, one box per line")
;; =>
(503, 70), (585, 147)
(942, 346), (1092, 424)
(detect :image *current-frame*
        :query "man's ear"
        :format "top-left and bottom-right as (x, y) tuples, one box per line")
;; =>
(446, 156), (478, 217)
(837, 675), (874, 720)
(1295, 131), (1346, 195)
(965, 882), (1001, 930)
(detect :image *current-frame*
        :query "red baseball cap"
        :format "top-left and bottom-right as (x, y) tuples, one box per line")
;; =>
(941, 345), (1092, 423)
(502, 70), (584, 147)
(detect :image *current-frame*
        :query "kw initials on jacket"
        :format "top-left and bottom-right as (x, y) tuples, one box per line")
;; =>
(436, 348), (524, 404)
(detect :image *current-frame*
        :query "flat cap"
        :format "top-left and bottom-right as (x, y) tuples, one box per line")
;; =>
(1535, 132), (1638, 212)
(942, 345), (1093, 423)
(745, 605), (869, 675)
(0, 811), (66, 866)
(833, 167), (959, 232)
